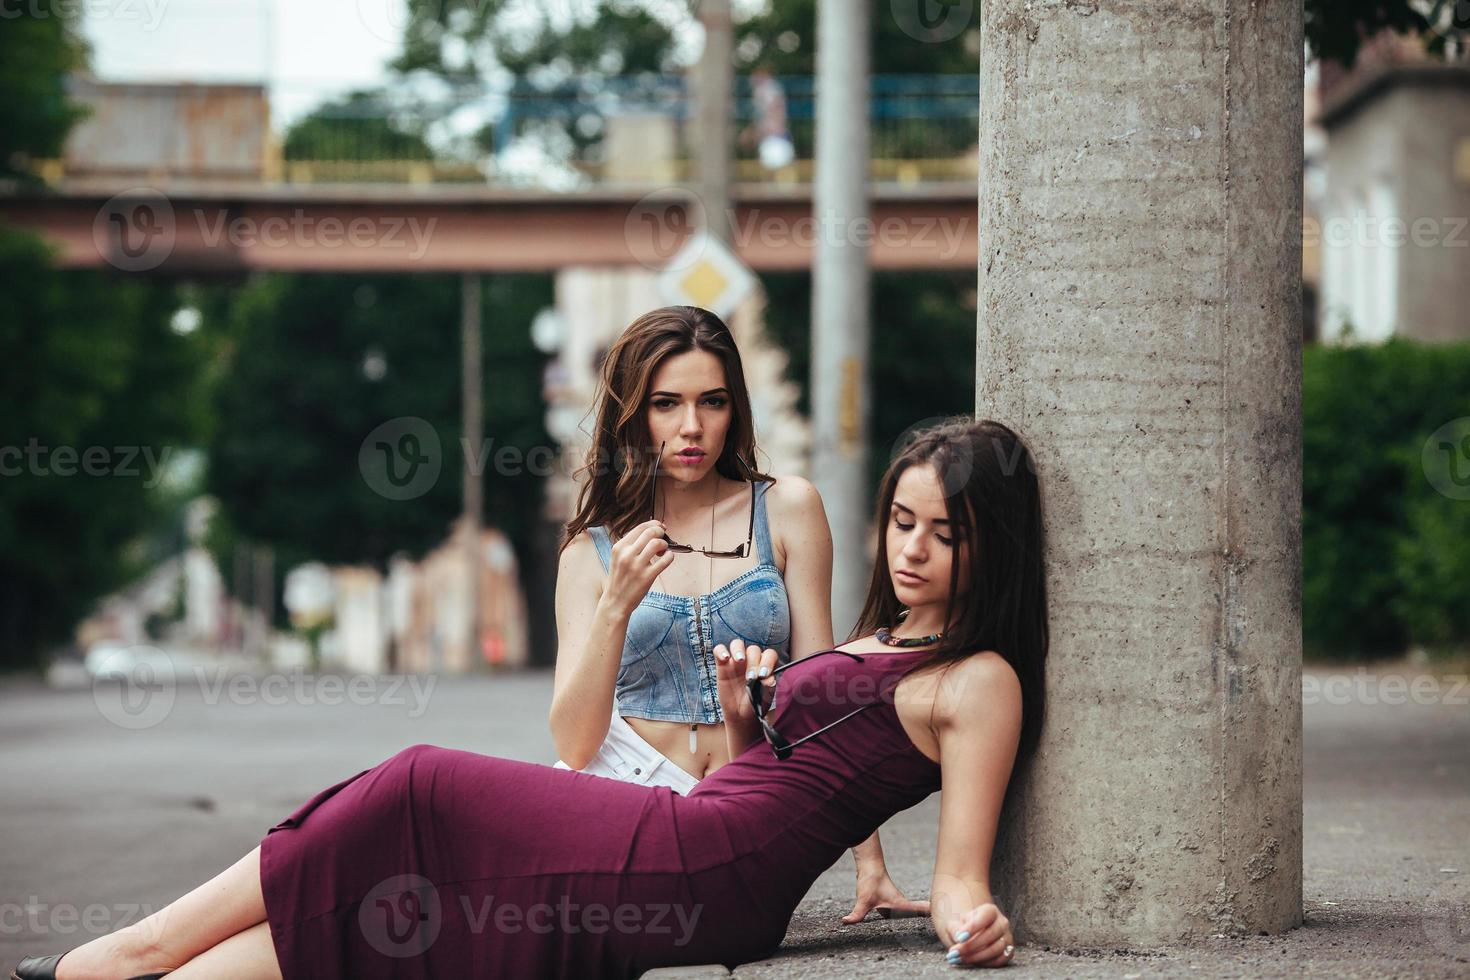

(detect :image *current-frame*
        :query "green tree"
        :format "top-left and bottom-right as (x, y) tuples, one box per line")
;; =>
(282, 90), (435, 164)
(0, 6), (88, 180)
(1302, 338), (1470, 660)
(203, 272), (558, 656)
(0, 230), (212, 672)
(0, 5), (211, 673)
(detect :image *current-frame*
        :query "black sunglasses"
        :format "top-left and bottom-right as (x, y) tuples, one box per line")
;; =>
(650, 440), (755, 559)
(747, 650), (880, 760)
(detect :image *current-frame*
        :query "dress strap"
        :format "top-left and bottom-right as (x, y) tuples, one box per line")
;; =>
(753, 480), (776, 565)
(587, 526), (613, 573)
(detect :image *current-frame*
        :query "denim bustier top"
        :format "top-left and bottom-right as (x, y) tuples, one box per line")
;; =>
(588, 479), (791, 725)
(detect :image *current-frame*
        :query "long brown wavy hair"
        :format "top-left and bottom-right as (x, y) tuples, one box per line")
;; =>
(560, 306), (774, 551)
(851, 416), (1050, 765)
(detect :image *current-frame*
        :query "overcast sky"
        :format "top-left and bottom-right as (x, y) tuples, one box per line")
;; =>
(81, 0), (407, 124)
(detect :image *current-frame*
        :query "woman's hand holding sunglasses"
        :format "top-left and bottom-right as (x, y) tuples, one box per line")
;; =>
(713, 638), (779, 730)
(601, 520), (677, 618)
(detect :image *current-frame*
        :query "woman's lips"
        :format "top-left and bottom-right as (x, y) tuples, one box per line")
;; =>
(894, 569), (927, 585)
(673, 450), (706, 465)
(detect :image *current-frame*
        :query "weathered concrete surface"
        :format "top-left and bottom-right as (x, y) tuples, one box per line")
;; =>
(976, 0), (1305, 945)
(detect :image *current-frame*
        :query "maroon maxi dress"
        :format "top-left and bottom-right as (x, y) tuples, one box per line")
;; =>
(259, 649), (942, 978)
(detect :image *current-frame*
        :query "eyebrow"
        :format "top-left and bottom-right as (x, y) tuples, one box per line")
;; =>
(650, 388), (729, 398)
(892, 500), (951, 526)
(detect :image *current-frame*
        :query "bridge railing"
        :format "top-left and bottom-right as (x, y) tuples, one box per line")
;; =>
(270, 74), (978, 187)
(33, 75), (980, 189)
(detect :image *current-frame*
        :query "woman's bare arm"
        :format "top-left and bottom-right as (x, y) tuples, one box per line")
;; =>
(769, 476), (835, 659)
(547, 533), (625, 768)
(548, 524), (674, 768)
(930, 653), (1024, 966)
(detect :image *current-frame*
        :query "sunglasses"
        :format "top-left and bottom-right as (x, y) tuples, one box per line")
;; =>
(747, 650), (881, 760)
(650, 440), (755, 559)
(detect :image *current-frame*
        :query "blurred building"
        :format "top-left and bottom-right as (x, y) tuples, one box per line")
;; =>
(59, 78), (271, 184)
(387, 519), (529, 674)
(1313, 39), (1470, 343)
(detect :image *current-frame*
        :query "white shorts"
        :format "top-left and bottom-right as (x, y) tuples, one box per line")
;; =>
(554, 711), (701, 795)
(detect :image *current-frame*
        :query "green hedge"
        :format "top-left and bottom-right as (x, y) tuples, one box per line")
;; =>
(1304, 338), (1470, 661)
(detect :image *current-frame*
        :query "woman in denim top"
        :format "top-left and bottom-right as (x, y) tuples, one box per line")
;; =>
(549, 306), (924, 922)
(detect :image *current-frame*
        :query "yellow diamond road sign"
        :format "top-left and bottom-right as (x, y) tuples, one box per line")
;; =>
(657, 232), (755, 320)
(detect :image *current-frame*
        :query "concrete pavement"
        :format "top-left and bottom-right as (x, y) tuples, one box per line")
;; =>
(1, 659), (1466, 977)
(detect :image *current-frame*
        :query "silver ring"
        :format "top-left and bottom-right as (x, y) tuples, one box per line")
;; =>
(1003, 943), (1014, 958)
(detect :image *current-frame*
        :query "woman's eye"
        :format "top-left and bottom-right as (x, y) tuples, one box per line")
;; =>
(652, 399), (676, 409)
(936, 534), (953, 547)
(893, 519), (914, 531)
(702, 396), (728, 408)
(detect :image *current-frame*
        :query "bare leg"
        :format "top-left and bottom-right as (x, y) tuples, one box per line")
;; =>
(162, 922), (280, 980)
(54, 846), (267, 980)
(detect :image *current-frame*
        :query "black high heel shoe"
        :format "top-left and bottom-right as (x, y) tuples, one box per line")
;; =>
(11, 950), (168, 980)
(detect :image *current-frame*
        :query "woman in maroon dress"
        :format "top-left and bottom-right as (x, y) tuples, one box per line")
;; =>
(13, 418), (1048, 979)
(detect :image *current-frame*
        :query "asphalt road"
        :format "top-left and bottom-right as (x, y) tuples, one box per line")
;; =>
(2, 658), (1466, 978)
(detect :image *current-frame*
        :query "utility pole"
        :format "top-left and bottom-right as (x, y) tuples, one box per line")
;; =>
(694, 0), (734, 244)
(812, 0), (871, 639)
(461, 273), (483, 671)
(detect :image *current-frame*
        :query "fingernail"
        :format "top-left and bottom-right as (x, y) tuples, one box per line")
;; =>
(745, 670), (756, 681)
(758, 666), (770, 677)
(734, 653), (744, 662)
(947, 952), (961, 963)
(955, 930), (970, 942)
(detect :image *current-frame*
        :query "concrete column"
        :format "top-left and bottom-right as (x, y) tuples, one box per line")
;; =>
(694, 0), (734, 244)
(811, 0), (872, 640)
(978, 1), (1304, 944)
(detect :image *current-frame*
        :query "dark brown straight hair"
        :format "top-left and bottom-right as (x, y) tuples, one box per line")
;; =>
(851, 416), (1050, 765)
(560, 306), (774, 551)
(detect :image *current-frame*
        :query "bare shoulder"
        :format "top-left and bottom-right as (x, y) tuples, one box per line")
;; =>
(557, 530), (603, 584)
(934, 651), (1023, 729)
(763, 474), (826, 520)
